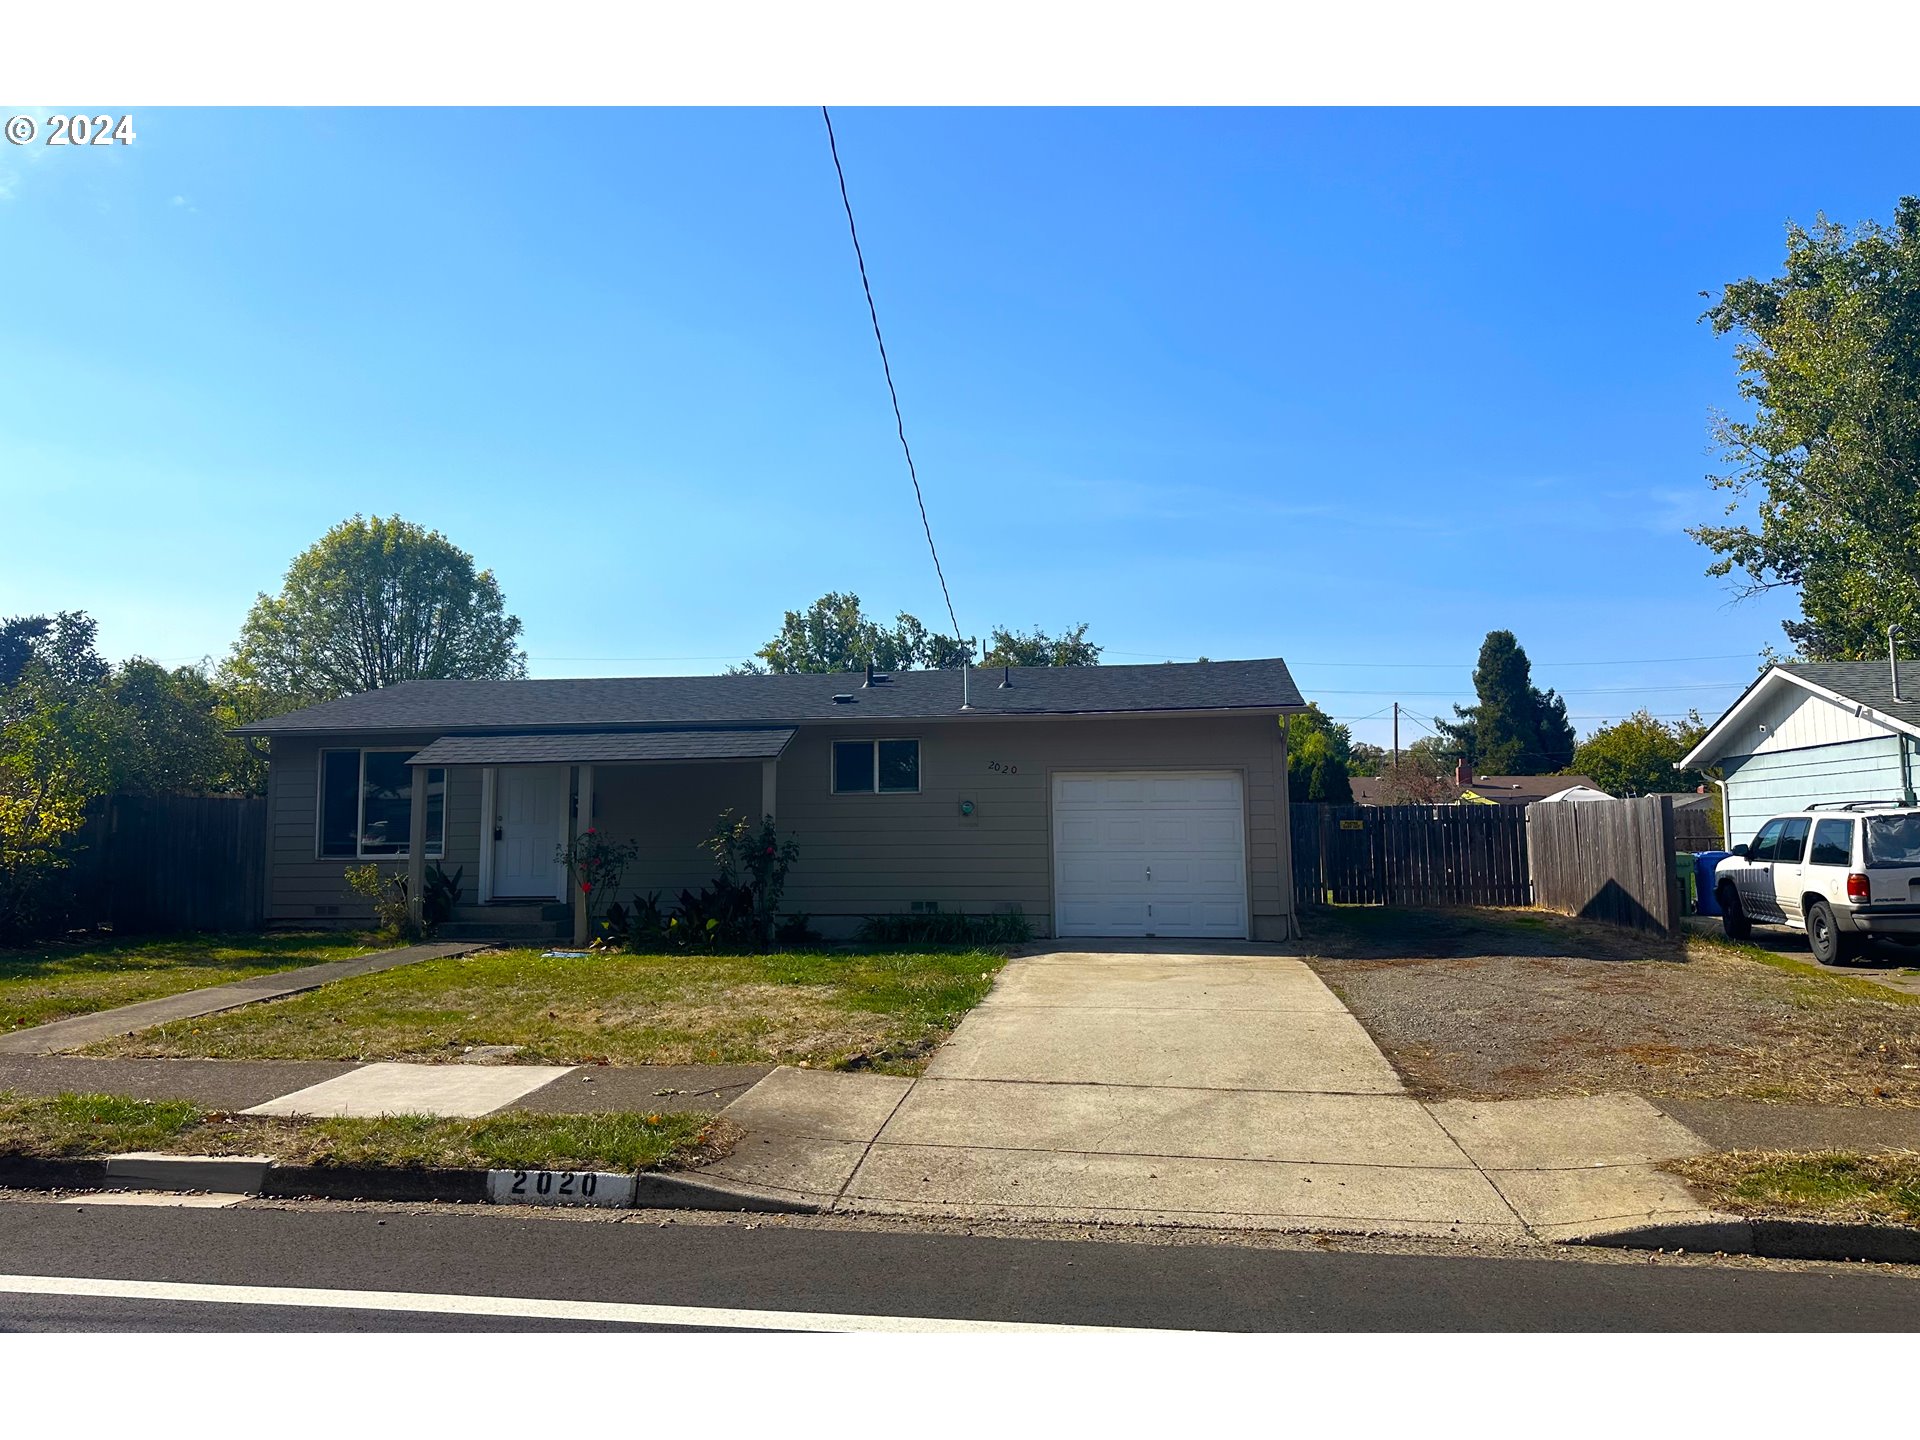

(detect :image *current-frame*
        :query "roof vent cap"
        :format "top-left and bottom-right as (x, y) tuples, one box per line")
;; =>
(832, 693), (856, 705)
(863, 663), (891, 687)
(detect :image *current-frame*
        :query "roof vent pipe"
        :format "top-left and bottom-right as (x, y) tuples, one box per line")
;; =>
(1892, 625), (1904, 703)
(999, 664), (1012, 689)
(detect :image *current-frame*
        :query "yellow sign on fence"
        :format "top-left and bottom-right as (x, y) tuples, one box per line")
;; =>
(1339, 819), (1366, 831)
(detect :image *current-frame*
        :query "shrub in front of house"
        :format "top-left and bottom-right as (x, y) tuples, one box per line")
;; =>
(855, 909), (1032, 946)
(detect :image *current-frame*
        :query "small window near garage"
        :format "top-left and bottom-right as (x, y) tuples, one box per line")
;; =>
(832, 739), (919, 794)
(1810, 818), (1855, 867)
(318, 749), (445, 859)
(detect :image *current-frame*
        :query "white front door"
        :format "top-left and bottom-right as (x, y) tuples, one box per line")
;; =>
(493, 765), (568, 899)
(1052, 771), (1248, 939)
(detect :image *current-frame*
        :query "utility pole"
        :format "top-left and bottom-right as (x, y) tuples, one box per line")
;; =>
(1392, 702), (1401, 770)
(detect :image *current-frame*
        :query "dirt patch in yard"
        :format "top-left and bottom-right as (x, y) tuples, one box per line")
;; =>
(1303, 908), (1920, 1107)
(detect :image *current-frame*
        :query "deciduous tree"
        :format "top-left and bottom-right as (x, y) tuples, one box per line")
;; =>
(1692, 196), (1920, 659)
(224, 515), (526, 702)
(1571, 710), (1710, 797)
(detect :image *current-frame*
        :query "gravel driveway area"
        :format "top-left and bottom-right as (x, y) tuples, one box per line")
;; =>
(1301, 908), (1920, 1107)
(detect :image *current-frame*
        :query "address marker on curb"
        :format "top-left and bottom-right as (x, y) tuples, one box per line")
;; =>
(485, 1168), (635, 1208)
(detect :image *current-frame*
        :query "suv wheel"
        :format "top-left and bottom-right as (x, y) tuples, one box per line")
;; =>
(1720, 885), (1751, 941)
(1806, 900), (1858, 966)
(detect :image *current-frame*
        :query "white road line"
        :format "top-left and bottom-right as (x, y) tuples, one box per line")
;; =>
(0, 1274), (1173, 1333)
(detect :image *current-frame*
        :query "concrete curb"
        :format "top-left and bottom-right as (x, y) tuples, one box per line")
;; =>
(0, 1154), (816, 1214)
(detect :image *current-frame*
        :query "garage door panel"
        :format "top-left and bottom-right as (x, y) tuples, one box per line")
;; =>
(1053, 770), (1247, 939)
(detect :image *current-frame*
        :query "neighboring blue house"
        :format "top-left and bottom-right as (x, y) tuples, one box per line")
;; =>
(1682, 662), (1920, 848)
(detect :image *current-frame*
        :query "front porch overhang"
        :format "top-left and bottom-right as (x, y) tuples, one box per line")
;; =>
(404, 727), (796, 768)
(404, 728), (791, 943)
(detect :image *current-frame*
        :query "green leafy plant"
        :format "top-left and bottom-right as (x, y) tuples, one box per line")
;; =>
(422, 864), (462, 927)
(344, 864), (425, 942)
(703, 810), (799, 950)
(343, 862), (462, 941)
(556, 829), (637, 933)
(855, 909), (1032, 946)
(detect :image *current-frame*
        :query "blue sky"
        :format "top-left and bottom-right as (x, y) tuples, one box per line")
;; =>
(3, 106), (1912, 748)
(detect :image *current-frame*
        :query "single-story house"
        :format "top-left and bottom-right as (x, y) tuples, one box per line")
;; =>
(1680, 661), (1920, 848)
(1350, 764), (1603, 808)
(233, 658), (1310, 944)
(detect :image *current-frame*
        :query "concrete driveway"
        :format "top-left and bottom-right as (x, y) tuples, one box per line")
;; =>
(704, 946), (1725, 1243)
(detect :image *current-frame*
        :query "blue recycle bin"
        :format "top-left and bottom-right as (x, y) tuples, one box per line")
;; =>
(1694, 850), (1730, 916)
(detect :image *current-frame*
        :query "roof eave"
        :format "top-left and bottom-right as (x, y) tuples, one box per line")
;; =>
(231, 702), (1308, 739)
(1680, 665), (1920, 768)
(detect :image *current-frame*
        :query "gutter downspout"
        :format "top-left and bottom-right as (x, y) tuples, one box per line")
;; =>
(1893, 627), (1916, 804)
(1708, 777), (1731, 850)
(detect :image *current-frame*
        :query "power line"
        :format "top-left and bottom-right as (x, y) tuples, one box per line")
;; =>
(820, 105), (963, 650)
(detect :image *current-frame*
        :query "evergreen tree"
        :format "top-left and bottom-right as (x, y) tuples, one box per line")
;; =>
(1438, 631), (1575, 774)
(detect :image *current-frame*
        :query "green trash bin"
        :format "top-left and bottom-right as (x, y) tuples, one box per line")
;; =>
(1673, 851), (1698, 916)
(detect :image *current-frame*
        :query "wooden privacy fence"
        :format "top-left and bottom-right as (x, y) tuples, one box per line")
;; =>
(71, 793), (267, 934)
(1526, 794), (1679, 937)
(1291, 804), (1531, 907)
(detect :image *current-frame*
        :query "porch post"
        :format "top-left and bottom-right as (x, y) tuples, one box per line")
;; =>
(406, 762), (429, 931)
(761, 758), (778, 823)
(572, 763), (595, 946)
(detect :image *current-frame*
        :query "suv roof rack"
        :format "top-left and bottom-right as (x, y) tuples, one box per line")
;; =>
(1805, 799), (1908, 811)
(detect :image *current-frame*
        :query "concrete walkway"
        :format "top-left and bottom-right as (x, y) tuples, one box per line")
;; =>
(704, 948), (1731, 1244)
(0, 942), (486, 1056)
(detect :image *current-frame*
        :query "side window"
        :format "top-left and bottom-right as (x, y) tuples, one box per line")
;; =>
(1810, 818), (1855, 867)
(831, 739), (920, 794)
(1748, 819), (1786, 862)
(1774, 817), (1811, 864)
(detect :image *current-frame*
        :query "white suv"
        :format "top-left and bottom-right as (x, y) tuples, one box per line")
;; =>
(1714, 802), (1920, 964)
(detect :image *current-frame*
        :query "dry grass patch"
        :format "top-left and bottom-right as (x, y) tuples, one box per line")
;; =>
(0, 931), (379, 1035)
(1303, 906), (1920, 1105)
(1671, 1149), (1920, 1227)
(0, 1090), (729, 1173)
(84, 946), (1008, 1074)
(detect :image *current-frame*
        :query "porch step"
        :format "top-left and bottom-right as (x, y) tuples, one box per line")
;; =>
(448, 903), (571, 924)
(435, 921), (569, 942)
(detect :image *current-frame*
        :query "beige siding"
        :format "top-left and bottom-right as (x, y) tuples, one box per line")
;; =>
(265, 733), (483, 925)
(264, 713), (1292, 938)
(771, 713), (1289, 939)
(590, 762), (760, 902)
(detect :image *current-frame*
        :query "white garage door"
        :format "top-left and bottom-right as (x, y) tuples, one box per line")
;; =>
(1052, 771), (1248, 939)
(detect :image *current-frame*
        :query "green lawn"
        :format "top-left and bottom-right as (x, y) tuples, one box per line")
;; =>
(0, 931), (380, 1035)
(0, 1091), (722, 1173)
(85, 946), (1009, 1074)
(1672, 1149), (1920, 1227)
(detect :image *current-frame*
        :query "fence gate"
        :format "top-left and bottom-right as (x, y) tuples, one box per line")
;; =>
(1291, 804), (1531, 908)
(1526, 794), (1680, 936)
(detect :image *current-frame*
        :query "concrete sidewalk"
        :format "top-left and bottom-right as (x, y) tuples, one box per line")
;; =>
(704, 948), (1732, 1244)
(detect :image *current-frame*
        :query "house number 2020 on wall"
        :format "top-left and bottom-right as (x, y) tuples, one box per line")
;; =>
(987, 760), (1018, 775)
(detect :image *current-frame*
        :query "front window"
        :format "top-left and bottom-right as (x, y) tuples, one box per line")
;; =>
(832, 739), (920, 794)
(319, 749), (445, 859)
(1748, 818), (1786, 862)
(1809, 818), (1856, 867)
(1867, 814), (1920, 867)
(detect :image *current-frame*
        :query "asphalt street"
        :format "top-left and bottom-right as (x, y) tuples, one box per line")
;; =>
(1, 1197), (1917, 1331)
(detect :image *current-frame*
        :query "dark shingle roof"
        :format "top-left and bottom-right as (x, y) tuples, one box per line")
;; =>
(234, 658), (1305, 736)
(1778, 662), (1920, 730)
(407, 729), (797, 766)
